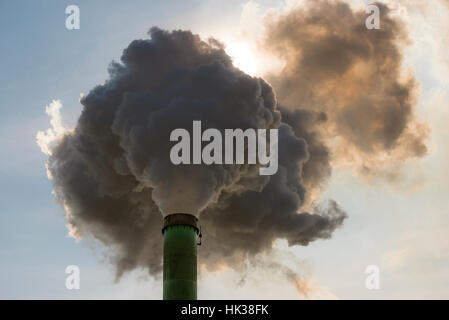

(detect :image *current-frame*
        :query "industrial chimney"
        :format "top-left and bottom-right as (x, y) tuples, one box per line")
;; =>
(162, 213), (200, 300)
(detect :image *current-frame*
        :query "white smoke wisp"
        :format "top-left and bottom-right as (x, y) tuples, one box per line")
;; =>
(36, 100), (67, 156)
(36, 100), (71, 181)
(36, 100), (82, 240)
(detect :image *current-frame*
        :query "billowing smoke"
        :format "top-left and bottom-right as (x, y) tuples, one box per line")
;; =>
(40, 27), (346, 278)
(264, 0), (428, 192)
(39, 0), (428, 285)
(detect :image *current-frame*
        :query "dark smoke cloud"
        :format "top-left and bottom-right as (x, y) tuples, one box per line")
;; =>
(279, 107), (331, 198)
(264, 0), (428, 189)
(46, 27), (346, 278)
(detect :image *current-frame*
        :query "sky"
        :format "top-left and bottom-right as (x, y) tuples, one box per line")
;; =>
(1, 0), (449, 299)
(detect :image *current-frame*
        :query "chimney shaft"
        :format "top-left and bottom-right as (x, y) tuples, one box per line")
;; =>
(162, 213), (199, 300)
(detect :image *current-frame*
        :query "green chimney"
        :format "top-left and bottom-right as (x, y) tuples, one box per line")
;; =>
(162, 214), (199, 300)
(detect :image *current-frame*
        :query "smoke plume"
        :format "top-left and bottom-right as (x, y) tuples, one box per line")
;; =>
(264, 0), (428, 192)
(39, 0), (429, 283)
(40, 27), (346, 278)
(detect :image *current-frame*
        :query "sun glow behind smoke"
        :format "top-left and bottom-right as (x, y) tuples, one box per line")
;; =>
(222, 37), (285, 77)
(225, 42), (259, 76)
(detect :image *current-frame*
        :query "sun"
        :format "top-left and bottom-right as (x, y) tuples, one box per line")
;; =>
(225, 42), (259, 76)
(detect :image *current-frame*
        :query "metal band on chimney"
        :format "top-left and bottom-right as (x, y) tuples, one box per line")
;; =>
(162, 213), (199, 234)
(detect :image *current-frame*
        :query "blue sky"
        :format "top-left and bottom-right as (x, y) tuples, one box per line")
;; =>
(1, 0), (449, 299)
